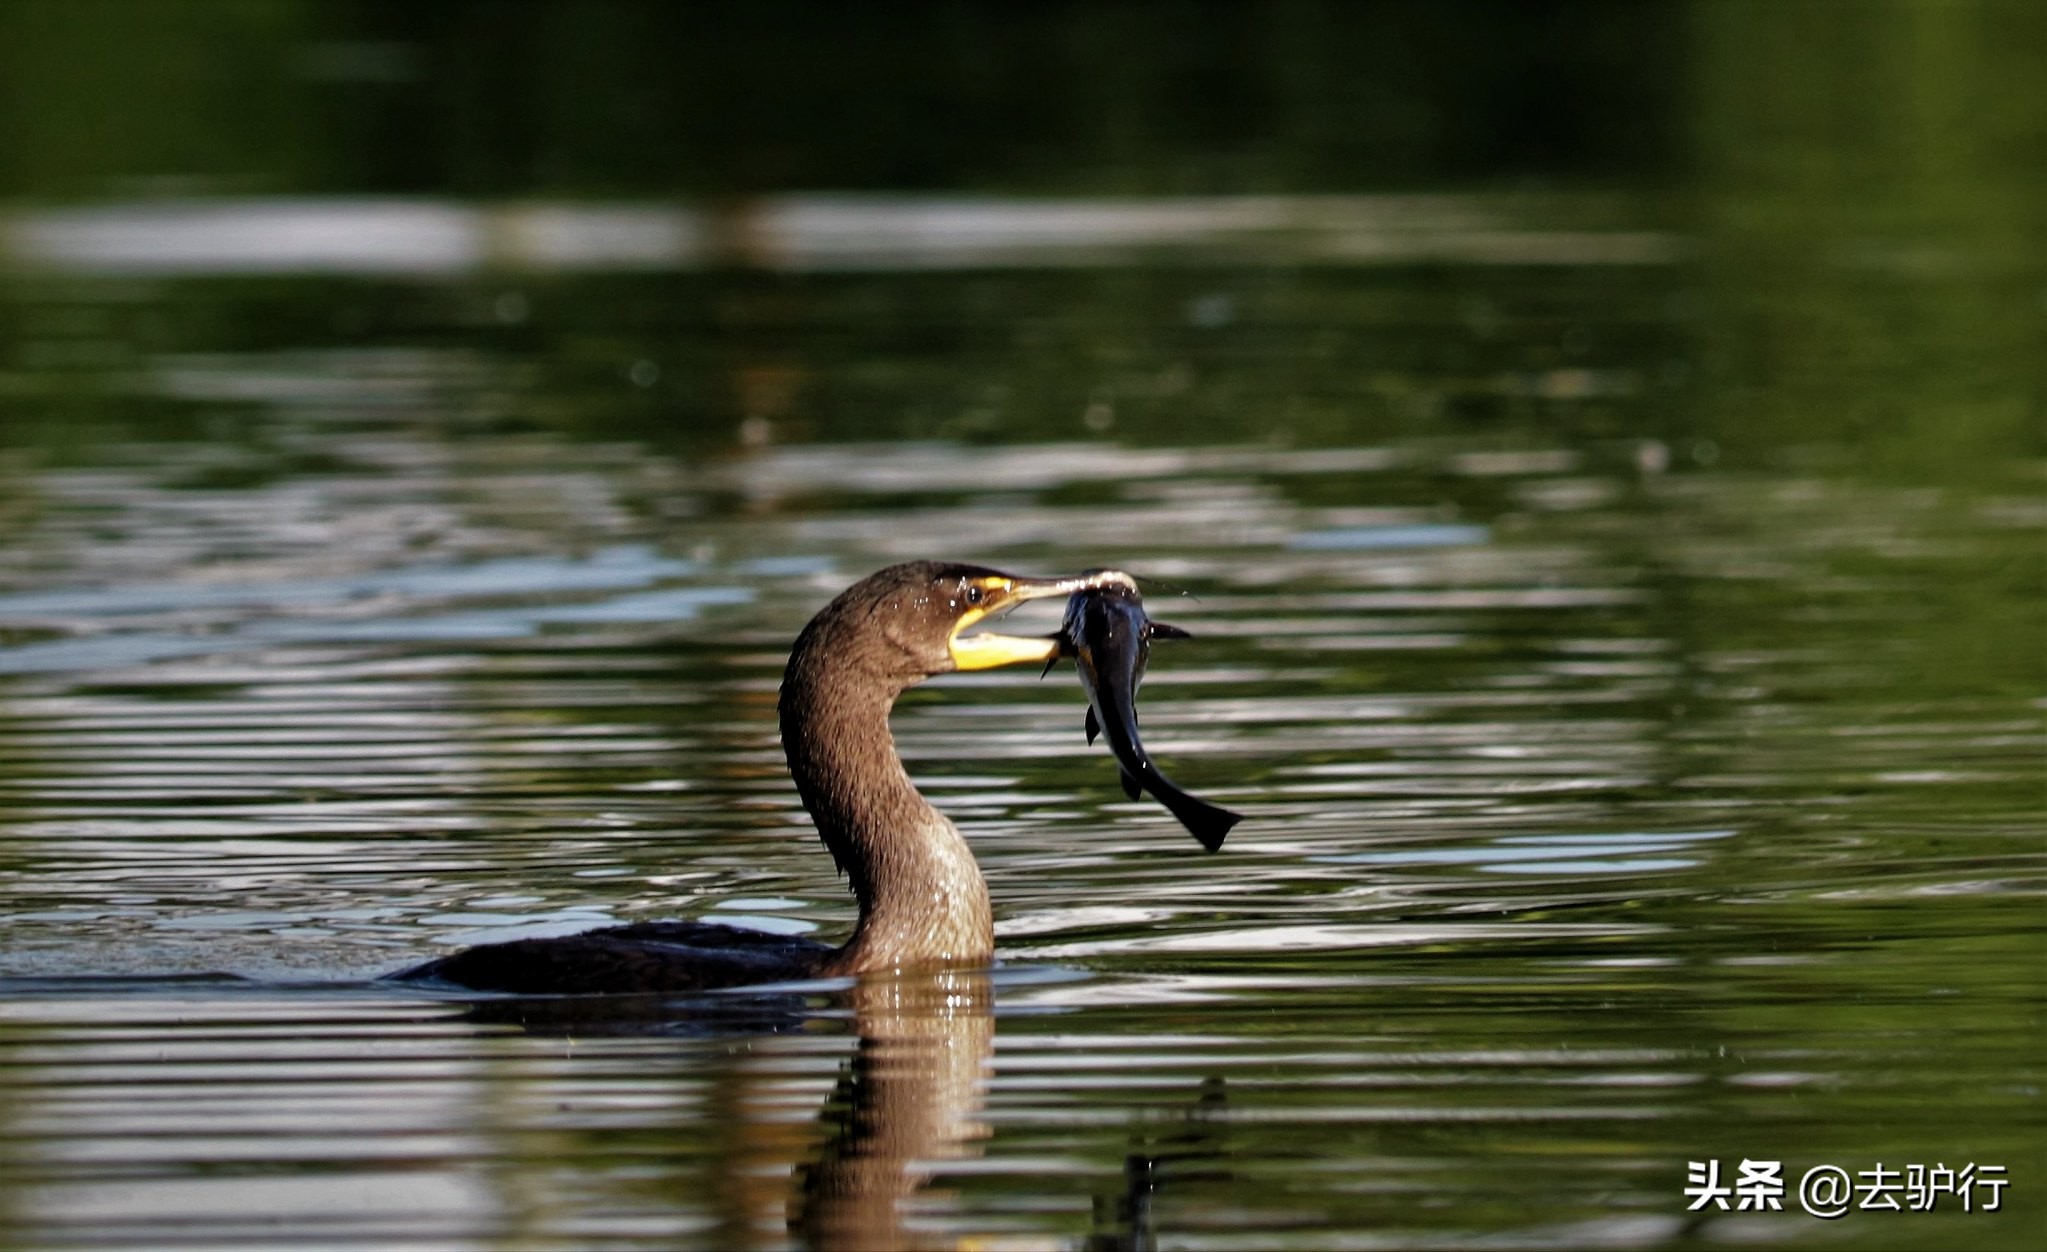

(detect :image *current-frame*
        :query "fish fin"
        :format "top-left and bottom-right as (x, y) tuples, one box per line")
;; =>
(1084, 706), (1100, 745)
(1038, 630), (1077, 678)
(1118, 767), (1142, 800)
(1146, 620), (1192, 641)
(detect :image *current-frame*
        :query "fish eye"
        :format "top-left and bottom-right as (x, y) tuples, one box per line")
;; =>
(965, 585), (984, 605)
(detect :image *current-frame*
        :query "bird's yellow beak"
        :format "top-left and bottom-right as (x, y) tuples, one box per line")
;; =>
(947, 569), (1135, 671)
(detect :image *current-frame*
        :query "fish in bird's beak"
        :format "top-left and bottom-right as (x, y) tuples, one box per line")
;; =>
(1053, 580), (1240, 852)
(947, 569), (1138, 671)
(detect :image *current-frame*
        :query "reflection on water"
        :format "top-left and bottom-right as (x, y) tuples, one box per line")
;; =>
(793, 972), (993, 1250)
(2, 194), (1678, 276)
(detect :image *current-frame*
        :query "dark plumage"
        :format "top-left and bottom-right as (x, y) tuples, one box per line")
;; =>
(389, 562), (1130, 995)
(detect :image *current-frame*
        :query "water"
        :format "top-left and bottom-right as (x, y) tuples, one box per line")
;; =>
(1, 303), (2037, 1246)
(2, 4), (2042, 1249)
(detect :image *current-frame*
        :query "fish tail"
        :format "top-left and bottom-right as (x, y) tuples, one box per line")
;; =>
(1144, 773), (1241, 852)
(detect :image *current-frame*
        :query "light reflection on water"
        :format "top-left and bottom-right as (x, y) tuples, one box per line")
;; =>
(0, 355), (2039, 1247)
(1, 194), (1680, 276)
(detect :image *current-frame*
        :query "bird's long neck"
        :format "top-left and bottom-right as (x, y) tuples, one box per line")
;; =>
(779, 633), (993, 975)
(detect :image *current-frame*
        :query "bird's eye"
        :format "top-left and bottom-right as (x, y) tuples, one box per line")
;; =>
(965, 585), (984, 605)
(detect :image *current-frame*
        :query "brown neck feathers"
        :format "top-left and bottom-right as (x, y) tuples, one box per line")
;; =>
(778, 614), (994, 973)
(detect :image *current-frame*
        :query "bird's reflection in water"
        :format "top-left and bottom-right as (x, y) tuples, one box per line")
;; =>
(791, 968), (993, 1249)
(451, 968), (993, 1250)
(450, 971), (1228, 1249)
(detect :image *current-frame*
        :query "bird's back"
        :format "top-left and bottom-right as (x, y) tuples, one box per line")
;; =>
(387, 921), (836, 995)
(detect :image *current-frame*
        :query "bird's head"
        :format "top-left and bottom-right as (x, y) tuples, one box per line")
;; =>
(821, 561), (1135, 683)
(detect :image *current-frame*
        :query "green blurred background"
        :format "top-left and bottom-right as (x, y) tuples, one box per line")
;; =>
(0, 0), (2038, 475)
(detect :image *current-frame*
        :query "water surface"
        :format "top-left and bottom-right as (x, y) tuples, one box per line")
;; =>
(1, 297), (2037, 1246)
